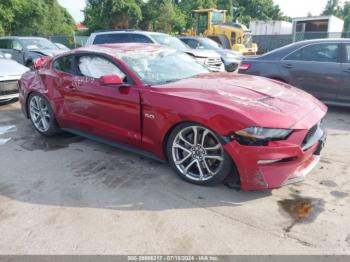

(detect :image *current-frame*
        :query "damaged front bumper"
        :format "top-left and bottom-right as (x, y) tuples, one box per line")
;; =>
(224, 119), (327, 191)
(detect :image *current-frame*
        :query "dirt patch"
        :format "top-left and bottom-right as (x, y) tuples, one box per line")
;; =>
(70, 158), (163, 189)
(320, 180), (338, 188)
(330, 191), (349, 198)
(278, 194), (325, 233)
(17, 133), (84, 152)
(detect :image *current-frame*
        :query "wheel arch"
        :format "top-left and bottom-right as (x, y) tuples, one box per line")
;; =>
(162, 120), (241, 185)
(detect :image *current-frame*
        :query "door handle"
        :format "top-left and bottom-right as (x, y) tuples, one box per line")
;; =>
(344, 68), (350, 73)
(282, 63), (293, 69)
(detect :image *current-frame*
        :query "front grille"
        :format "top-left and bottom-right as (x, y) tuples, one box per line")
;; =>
(204, 57), (223, 72)
(0, 81), (18, 96)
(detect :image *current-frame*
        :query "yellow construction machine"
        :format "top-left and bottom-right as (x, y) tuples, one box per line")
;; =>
(186, 9), (258, 55)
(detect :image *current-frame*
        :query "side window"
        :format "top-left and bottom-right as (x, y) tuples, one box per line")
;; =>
(345, 45), (350, 63)
(11, 40), (23, 51)
(285, 44), (339, 63)
(231, 32), (236, 44)
(0, 39), (10, 49)
(77, 55), (126, 80)
(53, 55), (73, 74)
(93, 34), (129, 44)
(128, 34), (153, 43)
(285, 49), (303, 61)
(187, 39), (201, 49)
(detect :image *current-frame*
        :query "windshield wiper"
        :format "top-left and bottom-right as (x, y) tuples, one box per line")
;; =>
(165, 78), (182, 84)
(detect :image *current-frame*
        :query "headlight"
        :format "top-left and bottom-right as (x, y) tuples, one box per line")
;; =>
(233, 127), (292, 146)
(224, 53), (238, 59)
(195, 57), (206, 65)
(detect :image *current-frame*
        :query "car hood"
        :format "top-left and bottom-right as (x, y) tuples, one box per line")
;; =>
(0, 59), (29, 79)
(156, 73), (327, 129)
(185, 48), (221, 58)
(28, 49), (66, 57)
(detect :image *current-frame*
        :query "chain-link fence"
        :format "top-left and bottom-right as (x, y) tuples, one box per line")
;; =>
(253, 32), (350, 54)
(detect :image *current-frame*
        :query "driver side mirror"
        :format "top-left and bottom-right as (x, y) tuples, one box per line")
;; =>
(99, 75), (124, 86)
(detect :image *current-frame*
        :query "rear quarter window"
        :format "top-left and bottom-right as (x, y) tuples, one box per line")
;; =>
(0, 39), (10, 49)
(53, 55), (73, 74)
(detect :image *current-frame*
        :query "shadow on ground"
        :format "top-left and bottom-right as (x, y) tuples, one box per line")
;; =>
(0, 104), (272, 212)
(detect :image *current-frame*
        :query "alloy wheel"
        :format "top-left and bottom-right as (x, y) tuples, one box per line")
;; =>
(29, 95), (51, 132)
(171, 126), (224, 182)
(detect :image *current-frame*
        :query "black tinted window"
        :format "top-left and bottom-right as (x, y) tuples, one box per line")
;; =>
(93, 34), (130, 44)
(346, 45), (350, 63)
(186, 39), (201, 49)
(0, 39), (10, 49)
(128, 34), (153, 43)
(93, 33), (153, 45)
(53, 56), (73, 73)
(285, 44), (339, 63)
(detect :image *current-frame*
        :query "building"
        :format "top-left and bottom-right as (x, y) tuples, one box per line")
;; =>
(292, 15), (344, 41)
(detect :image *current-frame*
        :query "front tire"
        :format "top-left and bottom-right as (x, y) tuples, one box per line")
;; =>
(167, 123), (234, 186)
(28, 93), (60, 136)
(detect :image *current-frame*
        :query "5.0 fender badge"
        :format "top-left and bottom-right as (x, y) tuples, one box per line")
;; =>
(145, 113), (155, 119)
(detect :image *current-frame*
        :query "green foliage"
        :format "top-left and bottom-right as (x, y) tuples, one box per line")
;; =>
(233, 0), (288, 25)
(322, 0), (342, 16)
(84, 0), (143, 32)
(322, 0), (350, 31)
(141, 0), (186, 33)
(343, 1), (350, 32)
(0, 0), (74, 36)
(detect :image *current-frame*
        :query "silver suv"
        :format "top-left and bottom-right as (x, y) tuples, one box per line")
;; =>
(86, 30), (225, 72)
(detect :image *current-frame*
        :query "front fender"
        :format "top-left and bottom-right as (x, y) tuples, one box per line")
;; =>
(140, 90), (253, 160)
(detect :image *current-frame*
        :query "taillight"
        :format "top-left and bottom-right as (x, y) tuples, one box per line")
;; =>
(33, 56), (50, 70)
(239, 63), (252, 71)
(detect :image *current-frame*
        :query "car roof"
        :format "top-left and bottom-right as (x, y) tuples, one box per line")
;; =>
(74, 43), (173, 58)
(92, 30), (168, 37)
(296, 38), (350, 44)
(0, 36), (47, 40)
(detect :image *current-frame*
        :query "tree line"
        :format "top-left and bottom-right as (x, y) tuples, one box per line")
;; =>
(322, 0), (350, 32)
(0, 0), (75, 36)
(84, 0), (288, 34)
(1, 0), (350, 37)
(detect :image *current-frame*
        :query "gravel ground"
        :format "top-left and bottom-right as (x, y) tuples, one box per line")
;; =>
(0, 101), (349, 255)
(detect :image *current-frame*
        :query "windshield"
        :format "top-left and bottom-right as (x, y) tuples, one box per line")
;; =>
(151, 34), (188, 52)
(199, 38), (222, 50)
(121, 49), (209, 85)
(244, 34), (253, 48)
(21, 38), (58, 50)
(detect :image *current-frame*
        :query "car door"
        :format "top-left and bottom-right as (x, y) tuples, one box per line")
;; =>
(338, 43), (350, 103)
(60, 53), (141, 147)
(280, 43), (342, 101)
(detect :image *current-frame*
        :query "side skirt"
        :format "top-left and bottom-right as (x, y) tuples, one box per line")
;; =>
(62, 128), (167, 164)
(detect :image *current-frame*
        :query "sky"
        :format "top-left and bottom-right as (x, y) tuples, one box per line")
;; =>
(57, 0), (331, 22)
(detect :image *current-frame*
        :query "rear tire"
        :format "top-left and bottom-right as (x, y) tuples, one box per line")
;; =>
(28, 93), (60, 136)
(166, 123), (234, 186)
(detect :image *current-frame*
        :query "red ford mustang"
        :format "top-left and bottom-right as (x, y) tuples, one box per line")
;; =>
(19, 43), (327, 191)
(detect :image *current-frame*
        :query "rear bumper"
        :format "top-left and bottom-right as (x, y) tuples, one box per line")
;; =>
(0, 80), (19, 101)
(0, 93), (19, 101)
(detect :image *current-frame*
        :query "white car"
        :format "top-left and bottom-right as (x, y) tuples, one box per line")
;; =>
(0, 52), (29, 103)
(86, 30), (225, 72)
